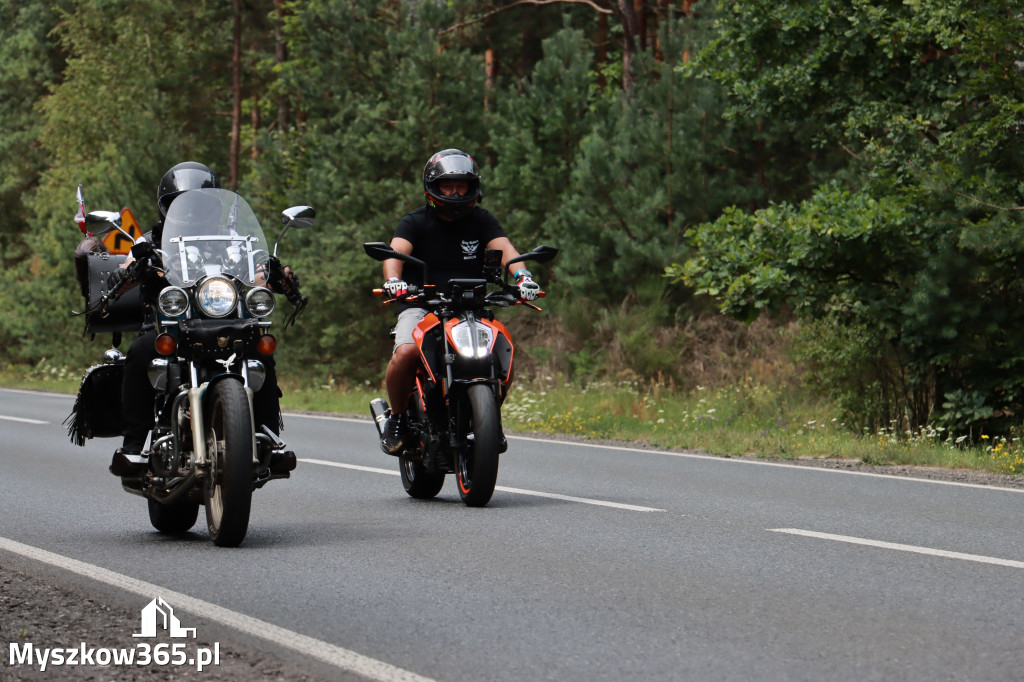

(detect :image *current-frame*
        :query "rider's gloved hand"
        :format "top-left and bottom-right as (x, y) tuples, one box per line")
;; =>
(266, 256), (293, 292)
(138, 266), (168, 305)
(106, 268), (127, 293)
(383, 277), (408, 299)
(130, 240), (157, 263)
(514, 269), (540, 301)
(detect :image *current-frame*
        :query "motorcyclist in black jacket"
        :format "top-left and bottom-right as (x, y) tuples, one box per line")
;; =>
(110, 162), (297, 476)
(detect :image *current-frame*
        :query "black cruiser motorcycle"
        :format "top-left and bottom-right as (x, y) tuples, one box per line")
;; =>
(68, 188), (311, 546)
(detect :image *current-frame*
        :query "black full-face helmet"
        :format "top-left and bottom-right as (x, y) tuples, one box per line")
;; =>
(423, 149), (482, 221)
(157, 161), (220, 218)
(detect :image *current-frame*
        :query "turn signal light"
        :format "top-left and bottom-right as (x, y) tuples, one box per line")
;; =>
(257, 334), (277, 355)
(154, 333), (177, 356)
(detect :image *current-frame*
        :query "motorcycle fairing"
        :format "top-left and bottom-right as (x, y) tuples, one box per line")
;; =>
(412, 312), (442, 384)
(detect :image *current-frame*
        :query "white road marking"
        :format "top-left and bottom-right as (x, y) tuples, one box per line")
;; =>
(493, 486), (665, 512)
(0, 536), (438, 682)
(0, 387), (70, 398)
(508, 435), (1024, 494)
(299, 458), (666, 512)
(4, 392), (1020, 495)
(769, 528), (1024, 569)
(301, 459), (399, 476)
(0, 414), (47, 424)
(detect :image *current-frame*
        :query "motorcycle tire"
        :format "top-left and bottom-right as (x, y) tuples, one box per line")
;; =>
(147, 497), (200, 535)
(456, 383), (500, 507)
(400, 398), (445, 499)
(399, 454), (445, 499)
(203, 380), (254, 547)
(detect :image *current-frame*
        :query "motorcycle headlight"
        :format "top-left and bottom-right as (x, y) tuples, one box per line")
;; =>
(450, 321), (494, 358)
(245, 287), (276, 318)
(157, 286), (190, 317)
(196, 277), (237, 318)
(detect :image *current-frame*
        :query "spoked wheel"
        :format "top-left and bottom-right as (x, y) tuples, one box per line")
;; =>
(148, 497), (200, 535)
(399, 398), (445, 499)
(455, 383), (500, 507)
(203, 380), (253, 547)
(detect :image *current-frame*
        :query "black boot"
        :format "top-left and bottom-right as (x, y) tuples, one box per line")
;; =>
(380, 411), (407, 456)
(109, 448), (148, 477)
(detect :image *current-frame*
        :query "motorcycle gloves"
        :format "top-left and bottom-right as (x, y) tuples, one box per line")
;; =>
(266, 255), (307, 318)
(384, 277), (409, 299)
(514, 269), (540, 301)
(130, 240), (158, 263)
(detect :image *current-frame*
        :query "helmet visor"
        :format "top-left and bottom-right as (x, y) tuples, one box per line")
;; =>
(435, 155), (476, 175)
(171, 168), (218, 191)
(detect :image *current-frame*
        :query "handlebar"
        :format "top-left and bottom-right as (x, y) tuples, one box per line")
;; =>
(371, 283), (545, 309)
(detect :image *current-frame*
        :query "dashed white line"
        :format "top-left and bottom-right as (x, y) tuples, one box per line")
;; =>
(299, 458), (666, 512)
(0, 414), (47, 425)
(769, 528), (1024, 569)
(0, 536), (438, 682)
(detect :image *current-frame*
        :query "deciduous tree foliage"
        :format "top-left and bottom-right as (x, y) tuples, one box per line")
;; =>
(676, 1), (1024, 435)
(5, 0), (1023, 438)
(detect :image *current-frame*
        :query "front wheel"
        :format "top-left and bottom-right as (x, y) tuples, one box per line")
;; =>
(203, 380), (253, 547)
(455, 383), (500, 507)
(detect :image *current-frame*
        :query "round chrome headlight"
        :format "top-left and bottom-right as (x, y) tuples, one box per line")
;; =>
(157, 286), (190, 317)
(196, 277), (237, 318)
(245, 287), (276, 318)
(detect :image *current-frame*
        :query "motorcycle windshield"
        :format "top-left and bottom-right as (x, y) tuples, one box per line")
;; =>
(161, 188), (270, 287)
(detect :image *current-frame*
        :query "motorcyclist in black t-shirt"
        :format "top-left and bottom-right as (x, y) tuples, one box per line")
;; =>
(110, 161), (297, 476)
(378, 149), (540, 454)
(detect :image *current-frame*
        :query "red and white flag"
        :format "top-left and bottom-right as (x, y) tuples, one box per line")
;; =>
(75, 184), (87, 234)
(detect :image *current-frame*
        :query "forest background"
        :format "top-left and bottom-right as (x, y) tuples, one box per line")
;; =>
(2, 0), (1023, 466)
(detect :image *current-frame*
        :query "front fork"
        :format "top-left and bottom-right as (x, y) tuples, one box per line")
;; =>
(185, 362), (267, 470)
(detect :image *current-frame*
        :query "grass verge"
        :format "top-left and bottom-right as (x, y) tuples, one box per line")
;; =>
(5, 361), (1022, 477)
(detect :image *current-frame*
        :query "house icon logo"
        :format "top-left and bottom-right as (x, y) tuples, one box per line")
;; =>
(132, 597), (196, 638)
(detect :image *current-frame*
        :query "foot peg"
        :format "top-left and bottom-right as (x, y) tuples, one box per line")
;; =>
(110, 449), (148, 477)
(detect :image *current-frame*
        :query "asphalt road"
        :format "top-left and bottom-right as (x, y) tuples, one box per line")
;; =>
(2, 387), (1024, 681)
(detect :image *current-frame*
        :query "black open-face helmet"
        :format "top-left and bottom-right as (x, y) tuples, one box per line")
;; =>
(157, 162), (220, 218)
(423, 149), (482, 221)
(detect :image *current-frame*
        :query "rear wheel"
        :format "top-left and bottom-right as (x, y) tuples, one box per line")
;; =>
(455, 384), (500, 507)
(399, 455), (445, 499)
(147, 497), (199, 535)
(399, 396), (445, 499)
(203, 380), (253, 547)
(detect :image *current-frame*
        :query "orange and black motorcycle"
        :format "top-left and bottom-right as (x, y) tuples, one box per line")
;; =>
(364, 242), (557, 507)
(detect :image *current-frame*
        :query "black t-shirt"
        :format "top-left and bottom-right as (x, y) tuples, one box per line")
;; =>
(393, 205), (507, 288)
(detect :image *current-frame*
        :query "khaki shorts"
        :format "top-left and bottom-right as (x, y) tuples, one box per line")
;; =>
(393, 307), (428, 352)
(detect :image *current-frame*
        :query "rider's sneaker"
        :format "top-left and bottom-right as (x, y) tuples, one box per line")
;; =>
(380, 411), (406, 456)
(109, 449), (148, 477)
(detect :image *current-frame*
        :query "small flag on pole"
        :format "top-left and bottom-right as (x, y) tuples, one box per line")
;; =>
(75, 184), (87, 235)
